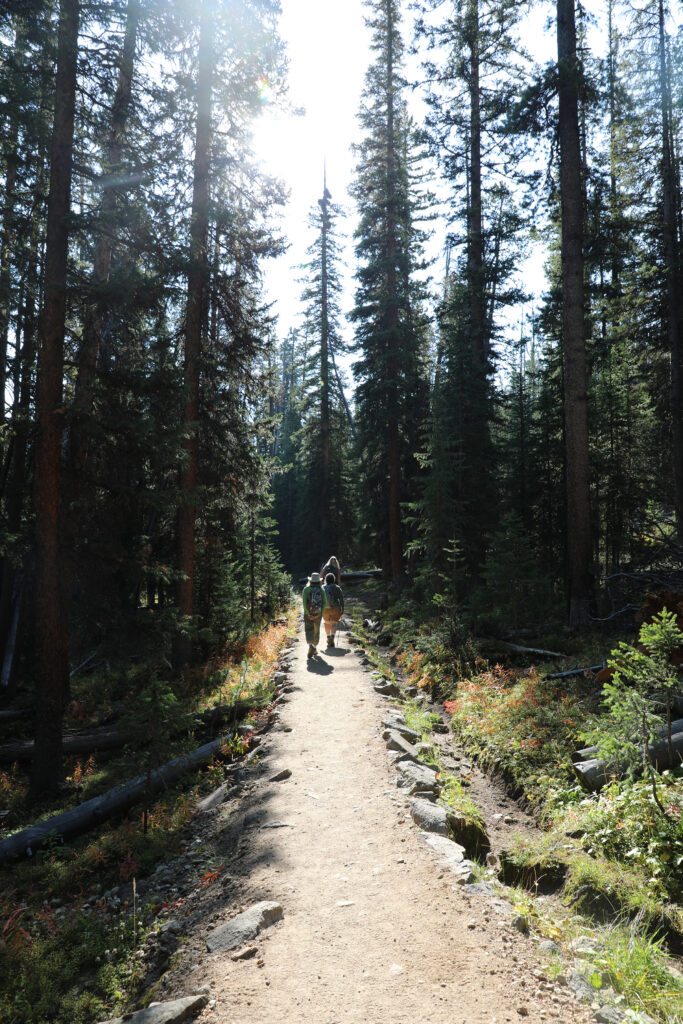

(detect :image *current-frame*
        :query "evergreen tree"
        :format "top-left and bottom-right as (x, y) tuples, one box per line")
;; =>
(351, 0), (430, 581)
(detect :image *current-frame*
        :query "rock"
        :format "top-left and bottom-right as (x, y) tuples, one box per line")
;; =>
(260, 820), (290, 829)
(391, 750), (420, 766)
(197, 782), (230, 813)
(397, 761), (439, 796)
(97, 995), (208, 1024)
(567, 969), (599, 1004)
(270, 769), (292, 782)
(206, 901), (283, 953)
(383, 724), (421, 744)
(385, 730), (419, 759)
(383, 714), (406, 728)
(594, 1007), (626, 1024)
(374, 681), (400, 697)
(420, 831), (473, 880)
(410, 798), (449, 835)
(538, 939), (561, 956)
(431, 721), (449, 734)
(231, 945), (258, 961)
(463, 882), (496, 896)
(512, 914), (529, 935)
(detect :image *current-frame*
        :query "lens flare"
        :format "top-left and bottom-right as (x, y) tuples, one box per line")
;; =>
(257, 76), (273, 104)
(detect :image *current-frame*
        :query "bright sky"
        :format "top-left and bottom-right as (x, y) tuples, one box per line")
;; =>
(252, 0), (373, 344)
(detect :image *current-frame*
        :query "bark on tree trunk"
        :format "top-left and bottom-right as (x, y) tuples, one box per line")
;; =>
(319, 173), (331, 546)
(657, 0), (683, 542)
(174, 11), (212, 666)
(385, 1), (401, 583)
(66, 0), (139, 497)
(30, 0), (80, 800)
(557, 0), (593, 626)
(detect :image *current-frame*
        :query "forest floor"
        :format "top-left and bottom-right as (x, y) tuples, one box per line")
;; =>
(147, 611), (596, 1024)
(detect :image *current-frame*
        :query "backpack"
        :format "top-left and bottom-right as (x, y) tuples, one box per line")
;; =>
(325, 583), (343, 609)
(307, 585), (323, 616)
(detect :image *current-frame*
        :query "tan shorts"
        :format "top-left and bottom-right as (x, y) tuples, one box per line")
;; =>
(323, 608), (342, 625)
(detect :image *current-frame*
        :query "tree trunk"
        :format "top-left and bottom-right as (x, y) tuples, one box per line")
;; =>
(385, 1), (401, 582)
(557, 0), (592, 626)
(65, 0), (140, 502)
(0, 22), (27, 423)
(30, 0), (80, 800)
(657, 0), (683, 542)
(466, 0), (485, 367)
(319, 173), (331, 541)
(174, 10), (212, 666)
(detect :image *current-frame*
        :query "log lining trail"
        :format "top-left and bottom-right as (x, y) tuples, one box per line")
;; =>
(154, 618), (592, 1024)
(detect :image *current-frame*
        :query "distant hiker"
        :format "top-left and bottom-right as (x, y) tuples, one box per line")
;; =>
(323, 572), (344, 647)
(321, 554), (341, 585)
(302, 571), (327, 659)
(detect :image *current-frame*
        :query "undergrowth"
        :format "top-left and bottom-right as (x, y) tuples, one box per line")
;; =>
(0, 608), (297, 1024)
(351, 579), (683, 1022)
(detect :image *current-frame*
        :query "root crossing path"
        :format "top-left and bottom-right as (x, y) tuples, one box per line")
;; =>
(180, 624), (591, 1024)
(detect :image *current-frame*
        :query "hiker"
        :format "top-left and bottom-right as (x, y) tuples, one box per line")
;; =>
(320, 554), (341, 585)
(322, 572), (344, 647)
(302, 571), (327, 659)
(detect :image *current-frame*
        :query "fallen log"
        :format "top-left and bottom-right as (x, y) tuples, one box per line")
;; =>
(0, 732), (258, 865)
(296, 569), (383, 585)
(495, 640), (565, 658)
(572, 730), (683, 792)
(572, 718), (683, 763)
(0, 699), (260, 762)
(547, 664), (604, 680)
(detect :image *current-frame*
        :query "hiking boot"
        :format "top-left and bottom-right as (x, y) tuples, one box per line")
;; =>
(307, 644), (315, 659)
(327, 635), (334, 647)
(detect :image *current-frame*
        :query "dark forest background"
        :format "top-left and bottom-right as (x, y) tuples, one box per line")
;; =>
(1, 0), (683, 794)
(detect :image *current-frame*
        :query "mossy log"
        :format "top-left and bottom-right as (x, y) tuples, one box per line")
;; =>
(573, 730), (683, 792)
(0, 732), (255, 865)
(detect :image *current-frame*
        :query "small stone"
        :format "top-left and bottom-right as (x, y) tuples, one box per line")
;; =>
(260, 820), (290, 829)
(517, 1007), (529, 1017)
(512, 914), (529, 935)
(567, 969), (598, 1004)
(336, 900), (355, 907)
(539, 939), (561, 955)
(410, 798), (449, 835)
(206, 902), (283, 953)
(230, 946), (258, 961)
(97, 995), (208, 1024)
(270, 769), (292, 782)
(594, 1007), (626, 1024)
(467, 920), (477, 929)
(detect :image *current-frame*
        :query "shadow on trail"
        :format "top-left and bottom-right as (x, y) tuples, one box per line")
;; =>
(306, 657), (333, 675)
(324, 647), (349, 657)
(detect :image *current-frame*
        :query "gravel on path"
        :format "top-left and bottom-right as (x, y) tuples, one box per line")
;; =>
(169, 621), (593, 1024)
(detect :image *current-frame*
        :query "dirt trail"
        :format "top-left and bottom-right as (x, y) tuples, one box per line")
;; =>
(172, 621), (592, 1024)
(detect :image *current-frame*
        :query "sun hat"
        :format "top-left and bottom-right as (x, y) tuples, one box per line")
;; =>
(308, 572), (322, 583)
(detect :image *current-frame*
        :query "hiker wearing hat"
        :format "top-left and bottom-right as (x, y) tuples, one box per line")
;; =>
(302, 572), (327, 659)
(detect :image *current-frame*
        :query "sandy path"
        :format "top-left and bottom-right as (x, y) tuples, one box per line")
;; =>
(191, 622), (591, 1024)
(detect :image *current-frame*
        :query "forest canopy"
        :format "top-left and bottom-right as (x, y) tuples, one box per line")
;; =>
(1, 0), (683, 791)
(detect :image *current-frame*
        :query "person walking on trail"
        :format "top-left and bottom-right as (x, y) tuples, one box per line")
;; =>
(322, 572), (344, 647)
(302, 571), (327, 659)
(321, 554), (341, 585)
